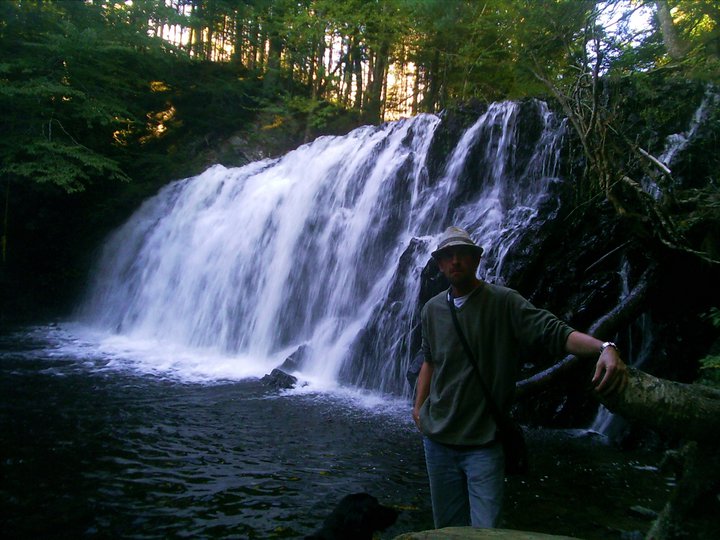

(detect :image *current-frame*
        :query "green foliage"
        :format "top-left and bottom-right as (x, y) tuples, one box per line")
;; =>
(704, 307), (720, 327)
(697, 308), (720, 388)
(3, 140), (129, 193)
(698, 355), (720, 387)
(0, 2), (169, 193)
(665, 0), (720, 79)
(286, 95), (348, 131)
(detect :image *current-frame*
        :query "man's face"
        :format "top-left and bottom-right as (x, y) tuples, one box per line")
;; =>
(435, 246), (481, 288)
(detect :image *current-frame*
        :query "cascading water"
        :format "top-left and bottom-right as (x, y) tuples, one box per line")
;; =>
(78, 100), (567, 394)
(641, 85), (720, 199)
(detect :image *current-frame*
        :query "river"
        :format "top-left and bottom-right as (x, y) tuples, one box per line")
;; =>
(1, 323), (670, 539)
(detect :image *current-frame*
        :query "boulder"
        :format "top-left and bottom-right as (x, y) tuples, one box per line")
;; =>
(392, 527), (579, 539)
(261, 368), (298, 390)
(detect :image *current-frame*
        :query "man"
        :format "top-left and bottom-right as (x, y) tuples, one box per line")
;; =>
(412, 226), (627, 529)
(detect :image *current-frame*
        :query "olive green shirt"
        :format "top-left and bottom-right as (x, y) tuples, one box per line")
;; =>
(419, 282), (574, 446)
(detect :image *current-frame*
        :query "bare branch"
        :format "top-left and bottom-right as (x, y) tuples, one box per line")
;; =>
(516, 265), (655, 399)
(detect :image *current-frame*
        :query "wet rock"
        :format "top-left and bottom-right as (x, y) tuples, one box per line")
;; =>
(261, 368), (298, 390)
(392, 527), (580, 539)
(279, 344), (311, 372)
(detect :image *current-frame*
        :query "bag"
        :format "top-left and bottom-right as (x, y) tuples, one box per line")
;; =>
(496, 416), (528, 476)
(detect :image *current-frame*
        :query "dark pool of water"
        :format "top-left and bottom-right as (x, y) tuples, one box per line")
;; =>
(1, 326), (672, 539)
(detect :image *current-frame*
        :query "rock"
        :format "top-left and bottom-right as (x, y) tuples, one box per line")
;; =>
(261, 368), (298, 390)
(392, 527), (580, 539)
(278, 344), (311, 372)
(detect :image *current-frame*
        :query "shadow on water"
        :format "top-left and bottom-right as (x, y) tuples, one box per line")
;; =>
(1, 326), (670, 539)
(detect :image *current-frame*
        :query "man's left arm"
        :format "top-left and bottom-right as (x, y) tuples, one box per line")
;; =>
(565, 331), (628, 396)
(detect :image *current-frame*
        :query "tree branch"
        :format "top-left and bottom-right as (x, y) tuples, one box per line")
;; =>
(516, 265), (654, 399)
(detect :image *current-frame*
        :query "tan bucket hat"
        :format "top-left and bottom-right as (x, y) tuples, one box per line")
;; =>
(431, 226), (484, 259)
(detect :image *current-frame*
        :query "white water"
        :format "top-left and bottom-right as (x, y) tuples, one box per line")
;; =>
(642, 86), (720, 199)
(75, 101), (567, 393)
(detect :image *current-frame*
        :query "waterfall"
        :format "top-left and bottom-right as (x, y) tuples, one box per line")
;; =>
(641, 85), (720, 199)
(659, 86), (718, 169)
(79, 100), (567, 393)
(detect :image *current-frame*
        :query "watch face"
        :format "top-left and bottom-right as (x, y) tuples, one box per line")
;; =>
(601, 342), (617, 353)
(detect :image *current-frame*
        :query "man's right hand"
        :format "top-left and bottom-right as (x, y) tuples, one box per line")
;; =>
(412, 406), (422, 431)
(413, 360), (433, 432)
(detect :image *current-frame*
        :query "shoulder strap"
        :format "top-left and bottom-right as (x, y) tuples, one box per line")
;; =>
(446, 293), (504, 425)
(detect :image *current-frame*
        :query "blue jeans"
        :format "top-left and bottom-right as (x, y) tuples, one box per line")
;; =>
(422, 436), (504, 528)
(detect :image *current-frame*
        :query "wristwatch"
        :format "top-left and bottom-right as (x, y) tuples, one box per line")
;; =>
(599, 341), (618, 354)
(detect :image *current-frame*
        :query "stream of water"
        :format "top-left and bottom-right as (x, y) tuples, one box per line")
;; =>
(1, 324), (671, 539)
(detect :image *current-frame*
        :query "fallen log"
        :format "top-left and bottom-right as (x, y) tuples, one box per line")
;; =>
(598, 368), (720, 540)
(597, 367), (720, 445)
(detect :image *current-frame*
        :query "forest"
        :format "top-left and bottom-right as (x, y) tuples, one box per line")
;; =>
(1, 0), (719, 325)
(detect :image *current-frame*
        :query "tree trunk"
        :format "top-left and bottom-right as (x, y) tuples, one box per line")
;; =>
(257, 28), (266, 71)
(424, 49), (441, 113)
(598, 368), (720, 445)
(364, 41), (390, 123)
(232, 11), (245, 68)
(598, 369), (720, 540)
(264, 31), (283, 91)
(655, 0), (691, 61)
(190, 0), (205, 59)
(313, 39), (326, 99)
(353, 37), (364, 110)
(601, 369), (720, 539)
(412, 65), (420, 115)
(321, 37), (334, 99)
(342, 38), (353, 107)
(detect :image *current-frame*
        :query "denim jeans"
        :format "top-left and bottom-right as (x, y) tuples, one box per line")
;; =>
(422, 436), (504, 528)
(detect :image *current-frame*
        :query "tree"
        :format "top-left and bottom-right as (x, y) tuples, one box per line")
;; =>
(513, 1), (719, 267)
(0, 2), (131, 193)
(655, 0), (720, 77)
(0, 0), (197, 318)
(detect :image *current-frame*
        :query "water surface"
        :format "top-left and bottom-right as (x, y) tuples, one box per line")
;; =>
(1, 325), (669, 539)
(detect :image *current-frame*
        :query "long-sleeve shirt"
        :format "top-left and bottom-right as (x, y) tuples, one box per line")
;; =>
(419, 282), (574, 446)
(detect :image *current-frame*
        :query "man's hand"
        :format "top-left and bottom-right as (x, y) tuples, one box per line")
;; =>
(592, 347), (628, 396)
(565, 332), (629, 396)
(412, 406), (422, 431)
(412, 360), (433, 432)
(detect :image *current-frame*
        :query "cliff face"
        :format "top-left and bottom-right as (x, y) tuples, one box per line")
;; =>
(351, 96), (720, 431)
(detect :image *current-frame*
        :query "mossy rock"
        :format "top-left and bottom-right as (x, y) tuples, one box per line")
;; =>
(393, 527), (580, 540)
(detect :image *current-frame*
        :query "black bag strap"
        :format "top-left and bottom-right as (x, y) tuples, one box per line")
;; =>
(446, 291), (504, 426)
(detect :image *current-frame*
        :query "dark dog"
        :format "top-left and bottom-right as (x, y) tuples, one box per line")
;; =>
(305, 492), (400, 540)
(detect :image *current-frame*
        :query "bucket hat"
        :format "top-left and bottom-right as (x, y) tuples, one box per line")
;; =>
(431, 226), (484, 259)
